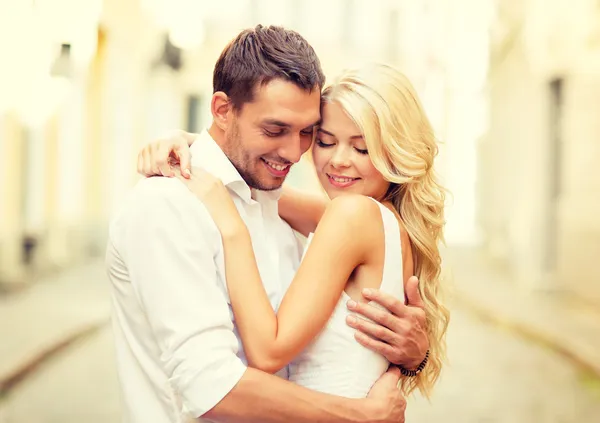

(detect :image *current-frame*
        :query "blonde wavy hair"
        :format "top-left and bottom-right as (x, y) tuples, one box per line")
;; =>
(322, 63), (450, 397)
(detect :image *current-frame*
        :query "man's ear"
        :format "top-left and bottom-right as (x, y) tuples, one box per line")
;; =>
(211, 92), (232, 131)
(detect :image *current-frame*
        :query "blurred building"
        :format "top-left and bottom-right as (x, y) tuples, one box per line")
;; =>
(479, 0), (600, 303)
(1, 0), (479, 287)
(1, 0), (547, 297)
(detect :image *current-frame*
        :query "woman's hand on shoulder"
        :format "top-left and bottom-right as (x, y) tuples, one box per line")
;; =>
(137, 130), (195, 178)
(174, 166), (246, 237)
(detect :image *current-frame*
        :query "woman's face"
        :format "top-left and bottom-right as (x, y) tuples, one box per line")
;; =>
(312, 101), (390, 200)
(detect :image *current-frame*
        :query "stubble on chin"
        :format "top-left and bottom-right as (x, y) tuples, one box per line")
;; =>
(224, 124), (284, 191)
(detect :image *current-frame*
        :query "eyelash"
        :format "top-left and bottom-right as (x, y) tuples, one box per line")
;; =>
(264, 130), (313, 137)
(315, 139), (333, 148)
(264, 130), (282, 137)
(316, 139), (368, 155)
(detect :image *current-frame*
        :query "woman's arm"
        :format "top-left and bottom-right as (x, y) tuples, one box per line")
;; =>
(278, 186), (329, 236)
(135, 135), (327, 236)
(222, 195), (381, 373)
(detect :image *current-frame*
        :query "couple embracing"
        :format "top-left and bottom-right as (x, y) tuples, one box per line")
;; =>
(106, 24), (449, 423)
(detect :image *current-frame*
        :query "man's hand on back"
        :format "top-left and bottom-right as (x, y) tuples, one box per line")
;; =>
(347, 276), (429, 370)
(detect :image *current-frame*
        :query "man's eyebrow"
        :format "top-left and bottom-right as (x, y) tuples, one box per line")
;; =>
(262, 119), (291, 127)
(302, 119), (322, 131)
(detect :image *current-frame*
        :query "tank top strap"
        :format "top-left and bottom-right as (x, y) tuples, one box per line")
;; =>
(366, 197), (405, 301)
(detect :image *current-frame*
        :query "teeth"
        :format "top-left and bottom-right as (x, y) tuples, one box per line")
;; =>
(331, 176), (355, 183)
(264, 159), (288, 171)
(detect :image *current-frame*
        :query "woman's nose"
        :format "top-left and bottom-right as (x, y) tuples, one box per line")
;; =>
(330, 149), (351, 168)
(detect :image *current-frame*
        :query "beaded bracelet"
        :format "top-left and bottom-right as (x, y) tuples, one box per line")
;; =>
(399, 350), (429, 377)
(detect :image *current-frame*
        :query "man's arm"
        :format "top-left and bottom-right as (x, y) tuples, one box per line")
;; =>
(206, 367), (405, 423)
(121, 178), (405, 423)
(123, 178), (245, 415)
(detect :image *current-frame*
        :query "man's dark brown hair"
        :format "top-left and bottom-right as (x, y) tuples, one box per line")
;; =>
(213, 25), (326, 111)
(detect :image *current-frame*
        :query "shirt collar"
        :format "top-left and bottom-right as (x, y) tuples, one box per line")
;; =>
(190, 130), (283, 206)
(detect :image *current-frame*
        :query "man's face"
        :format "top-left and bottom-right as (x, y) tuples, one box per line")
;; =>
(223, 79), (321, 191)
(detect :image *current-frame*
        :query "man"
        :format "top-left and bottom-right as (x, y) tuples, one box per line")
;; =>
(107, 25), (428, 423)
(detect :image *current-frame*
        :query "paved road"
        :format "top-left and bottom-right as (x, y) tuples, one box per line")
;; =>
(407, 310), (600, 422)
(1, 310), (599, 422)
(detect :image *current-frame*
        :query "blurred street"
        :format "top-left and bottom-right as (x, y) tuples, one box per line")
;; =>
(0, 253), (599, 423)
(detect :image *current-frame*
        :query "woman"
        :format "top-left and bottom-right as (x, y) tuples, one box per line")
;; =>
(139, 63), (449, 398)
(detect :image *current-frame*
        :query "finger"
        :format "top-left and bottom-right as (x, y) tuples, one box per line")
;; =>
(157, 145), (174, 177)
(159, 162), (173, 177)
(142, 148), (153, 176)
(405, 276), (425, 309)
(356, 290), (408, 317)
(149, 142), (161, 176)
(137, 152), (144, 176)
(167, 146), (181, 166)
(175, 166), (201, 185)
(175, 145), (192, 179)
(151, 142), (171, 177)
(354, 331), (396, 360)
(346, 315), (397, 343)
(346, 300), (399, 329)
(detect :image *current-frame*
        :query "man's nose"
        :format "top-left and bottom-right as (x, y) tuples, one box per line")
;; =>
(278, 133), (305, 164)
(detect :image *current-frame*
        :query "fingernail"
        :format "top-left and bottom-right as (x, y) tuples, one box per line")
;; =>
(362, 288), (372, 297)
(347, 315), (357, 325)
(347, 300), (357, 309)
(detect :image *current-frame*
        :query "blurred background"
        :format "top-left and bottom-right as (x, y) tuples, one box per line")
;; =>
(0, 0), (599, 422)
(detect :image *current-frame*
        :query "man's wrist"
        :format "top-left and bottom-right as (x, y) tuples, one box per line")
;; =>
(399, 349), (429, 376)
(403, 353), (425, 370)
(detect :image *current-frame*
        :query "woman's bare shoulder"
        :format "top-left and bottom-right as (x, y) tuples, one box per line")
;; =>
(326, 194), (381, 215)
(321, 195), (382, 229)
(306, 195), (383, 264)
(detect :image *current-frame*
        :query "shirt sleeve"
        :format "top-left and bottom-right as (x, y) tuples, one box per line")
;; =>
(120, 179), (246, 417)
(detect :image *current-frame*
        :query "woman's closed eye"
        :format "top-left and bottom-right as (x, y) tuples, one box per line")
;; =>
(315, 138), (334, 148)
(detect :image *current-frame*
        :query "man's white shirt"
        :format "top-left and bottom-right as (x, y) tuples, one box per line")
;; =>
(106, 130), (303, 422)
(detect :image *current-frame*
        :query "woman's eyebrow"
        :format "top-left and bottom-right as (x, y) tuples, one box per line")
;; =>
(318, 128), (363, 139)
